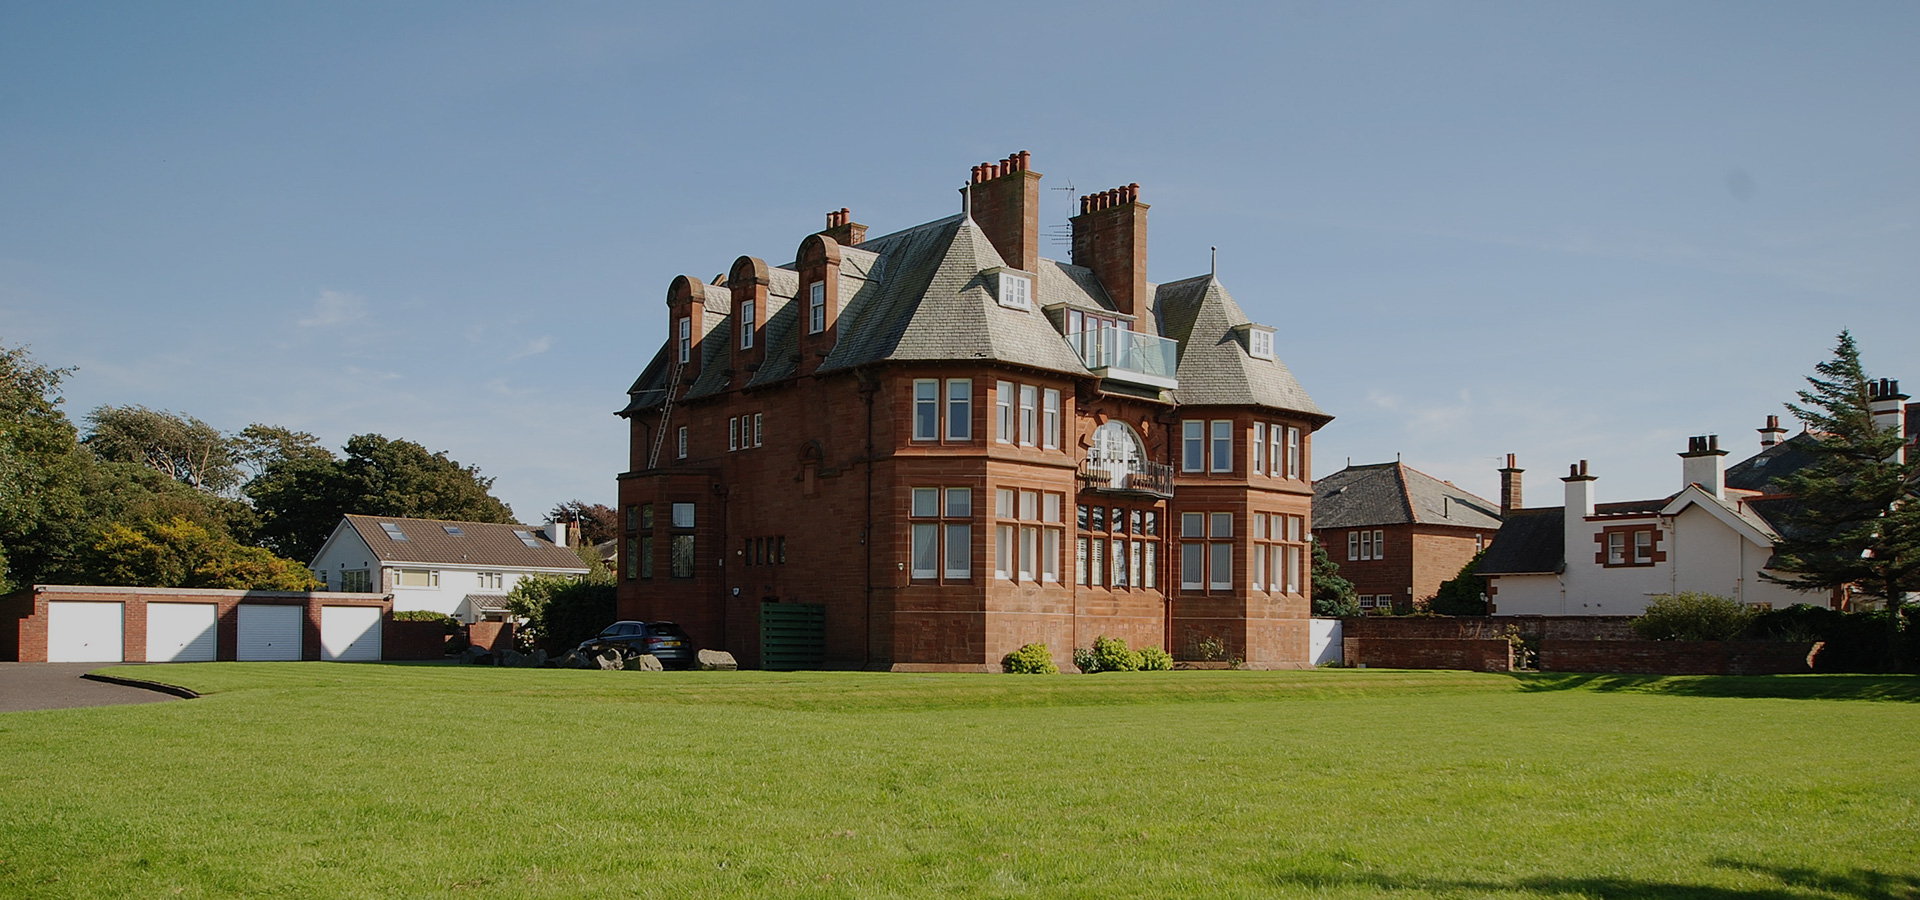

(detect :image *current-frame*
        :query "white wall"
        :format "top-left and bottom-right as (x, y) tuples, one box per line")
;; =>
(1488, 573), (1564, 615)
(1309, 618), (1342, 666)
(311, 528), (378, 594)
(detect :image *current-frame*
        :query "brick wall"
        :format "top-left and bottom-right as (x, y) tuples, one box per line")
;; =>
(1340, 615), (1636, 641)
(1343, 636), (1512, 672)
(468, 621), (516, 653)
(384, 620), (450, 660)
(1539, 639), (1816, 675)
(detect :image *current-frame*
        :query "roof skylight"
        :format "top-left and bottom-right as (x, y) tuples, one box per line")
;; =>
(379, 522), (409, 542)
(513, 530), (541, 548)
(442, 525), (465, 536)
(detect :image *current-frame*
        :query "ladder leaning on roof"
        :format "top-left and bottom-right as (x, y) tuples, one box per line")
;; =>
(645, 359), (687, 470)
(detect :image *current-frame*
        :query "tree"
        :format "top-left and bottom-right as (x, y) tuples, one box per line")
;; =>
(0, 343), (87, 592)
(1310, 539), (1360, 617)
(548, 500), (619, 546)
(232, 423), (331, 479)
(83, 405), (241, 494)
(1428, 550), (1489, 616)
(1765, 331), (1920, 630)
(249, 433), (515, 561)
(83, 516), (317, 591)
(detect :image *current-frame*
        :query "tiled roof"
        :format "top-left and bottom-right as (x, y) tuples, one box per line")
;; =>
(1157, 276), (1326, 419)
(1478, 507), (1565, 575)
(339, 515), (589, 571)
(1313, 462), (1503, 530)
(1725, 432), (1821, 493)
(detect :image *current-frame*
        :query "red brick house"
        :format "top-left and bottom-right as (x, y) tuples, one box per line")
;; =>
(1311, 460), (1505, 612)
(614, 152), (1330, 671)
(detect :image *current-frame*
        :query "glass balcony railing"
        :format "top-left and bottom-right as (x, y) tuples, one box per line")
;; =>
(1078, 456), (1176, 498)
(1067, 327), (1179, 389)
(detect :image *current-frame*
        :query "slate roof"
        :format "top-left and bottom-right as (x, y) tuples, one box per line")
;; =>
(338, 515), (588, 571)
(1313, 462), (1503, 530)
(1477, 507), (1566, 575)
(1725, 432), (1821, 493)
(1157, 276), (1326, 418)
(621, 210), (1325, 423)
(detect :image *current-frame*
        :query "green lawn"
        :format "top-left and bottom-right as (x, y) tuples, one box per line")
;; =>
(2, 666), (1916, 899)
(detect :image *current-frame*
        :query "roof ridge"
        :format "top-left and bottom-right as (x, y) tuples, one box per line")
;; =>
(1395, 463), (1418, 524)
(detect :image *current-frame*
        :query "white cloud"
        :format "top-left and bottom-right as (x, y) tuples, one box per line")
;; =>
(510, 335), (553, 359)
(298, 290), (367, 327)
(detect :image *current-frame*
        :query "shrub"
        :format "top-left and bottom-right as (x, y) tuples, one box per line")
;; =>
(1002, 643), (1059, 674)
(1138, 646), (1173, 671)
(391, 609), (459, 632)
(505, 574), (617, 653)
(1072, 645), (1097, 673)
(1631, 592), (1755, 641)
(1089, 635), (1143, 673)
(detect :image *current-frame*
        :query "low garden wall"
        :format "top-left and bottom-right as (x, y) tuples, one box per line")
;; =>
(1342, 636), (1512, 672)
(1538, 639), (1817, 676)
(382, 620), (450, 661)
(1341, 616), (1812, 675)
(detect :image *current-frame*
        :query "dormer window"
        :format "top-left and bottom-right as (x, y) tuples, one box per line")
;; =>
(808, 281), (825, 334)
(997, 271), (1032, 310)
(739, 300), (755, 350)
(1247, 326), (1275, 360)
(677, 317), (691, 363)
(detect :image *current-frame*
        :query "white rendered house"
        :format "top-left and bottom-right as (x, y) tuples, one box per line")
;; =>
(311, 515), (589, 623)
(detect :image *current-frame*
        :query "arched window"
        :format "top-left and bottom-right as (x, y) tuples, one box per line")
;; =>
(1088, 421), (1146, 488)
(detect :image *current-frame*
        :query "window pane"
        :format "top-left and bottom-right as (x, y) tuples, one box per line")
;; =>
(1130, 540), (1143, 587)
(913, 380), (938, 440)
(1182, 512), (1204, 537)
(1252, 423), (1266, 475)
(912, 487), (939, 518)
(1211, 420), (1232, 472)
(1042, 389), (1060, 448)
(1019, 385), (1037, 446)
(997, 488), (1015, 518)
(946, 524), (971, 578)
(912, 523), (938, 577)
(1090, 537), (1104, 587)
(1042, 529), (1060, 582)
(996, 525), (1013, 579)
(996, 381), (1013, 443)
(1143, 541), (1157, 589)
(671, 535), (695, 578)
(1020, 490), (1037, 521)
(1019, 526), (1036, 580)
(1253, 541), (1267, 588)
(1210, 542), (1232, 589)
(1111, 538), (1127, 587)
(1253, 514), (1266, 540)
(1077, 504), (1090, 530)
(1091, 505), (1105, 531)
(1076, 537), (1089, 585)
(1182, 421), (1204, 472)
(1181, 542), (1203, 589)
(1144, 511), (1158, 536)
(1374, 530), (1385, 559)
(672, 503), (695, 528)
(946, 488), (971, 518)
(640, 536), (654, 579)
(641, 503), (653, 529)
(1211, 512), (1232, 538)
(946, 380), (972, 440)
(1043, 493), (1061, 523)
(1111, 507), (1126, 533)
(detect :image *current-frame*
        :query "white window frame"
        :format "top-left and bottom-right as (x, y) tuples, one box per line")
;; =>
(677, 316), (691, 364)
(1249, 327), (1274, 360)
(998, 271), (1032, 310)
(1042, 388), (1060, 449)
(911, 523), (939, 578)
(729, 417), (739, 452)
(1182, 420), (1204, 473)
(753, 413), (763, 448)
(1348, 531), (1359, 561)
(676, 426), (688, 460)
(740, 299), (755, 350)
(1180, 542), (1203, 590)
(1252, 423), (1266, 475)
(1143, 541), (1157, 590)
(808, 281), (826, 334)
(912, 379), (939, 442)
(946, 523), (971, 579)
(946, 379), (972, 441)
(1019, 385), (1037, 447)
(1374, 529), (1385, 560)
(1210, 420), (1232, 473)
(1269, 425), (1282, 479)
(396, 568), (439, 588)
(1287, 427), (1301, 479)
(1209, 542), (1232, 590)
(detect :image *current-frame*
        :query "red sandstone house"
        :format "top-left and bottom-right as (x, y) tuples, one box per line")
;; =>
(614, 151), (1330, 671)
(1311, 460), (1505, 612)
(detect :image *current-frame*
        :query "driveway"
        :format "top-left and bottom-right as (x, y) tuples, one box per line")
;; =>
(0, 663), (187, 713)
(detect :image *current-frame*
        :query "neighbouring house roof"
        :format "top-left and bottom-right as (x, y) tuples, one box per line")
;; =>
(1312, 462), (1503, 530)
(464, 594), (511, 615)
(1725, 432), (1821, 493)
(1477, 507), (1566, 575)
(620, 213), (1326, 423)
(333, 515), (588, 572)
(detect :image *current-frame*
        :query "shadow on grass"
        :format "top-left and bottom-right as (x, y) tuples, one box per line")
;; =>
(1506, 671), (1920, 702)
(1266, 859), (1920, 899)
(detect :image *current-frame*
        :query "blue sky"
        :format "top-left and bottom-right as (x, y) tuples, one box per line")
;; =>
(3, 2), (1915, 520)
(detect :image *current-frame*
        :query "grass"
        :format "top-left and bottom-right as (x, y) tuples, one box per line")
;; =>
(0, 665), (1916, 899)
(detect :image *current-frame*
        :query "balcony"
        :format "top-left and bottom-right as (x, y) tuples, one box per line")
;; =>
(1078, 457), (1176, 499)
(1067, 327), (1179, 390)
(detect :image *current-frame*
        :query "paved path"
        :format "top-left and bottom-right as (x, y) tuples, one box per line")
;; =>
(0, 663), (185, 713)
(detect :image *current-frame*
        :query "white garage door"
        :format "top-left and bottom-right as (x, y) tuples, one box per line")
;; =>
(47, 601), (125, 663)
(146, 602), (218, 662)
(236, 604), (303, 661)
(320, 606), (382, 661)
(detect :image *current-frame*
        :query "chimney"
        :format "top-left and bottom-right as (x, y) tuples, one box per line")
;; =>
(961, 150), (1041, 272)
(1071, 182), (1150, 317)
(1868, 378), (1908, 463)
(1679, 435), (1728, 498)
(545, 520), (569, 548)
(666, 274), (707, 384)
(1758, 414), (1787, 448)
(821, 207), (867, 247)
(1498, 453), (1523, 517)
(729, 255), (770, 371)
(1563, 460), (1596, 565)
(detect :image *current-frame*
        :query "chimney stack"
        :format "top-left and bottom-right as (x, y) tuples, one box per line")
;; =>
(1679, 434), (1728, 498)
(1563, 460), (1596, 563)
(960, 150), (1041, 272)
(1071, 182), (1149, 317)
(1868, 378), (1908, 463)
(1758, 414), (1787, 448)
(1498, 453), (1523, 517)
(821, 207), (867, 247)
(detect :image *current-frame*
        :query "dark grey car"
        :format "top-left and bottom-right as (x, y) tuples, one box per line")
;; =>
(577, 621), (695, 669)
